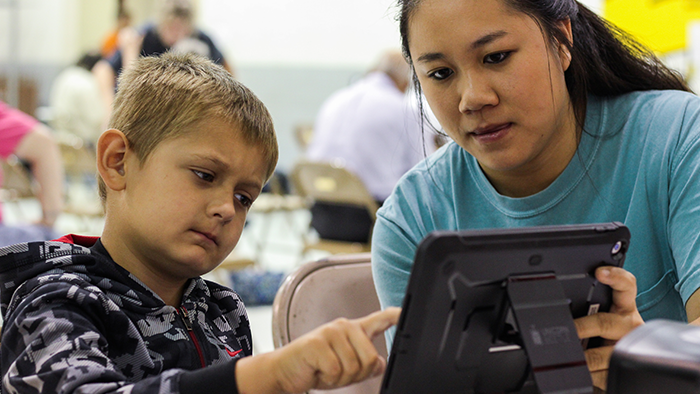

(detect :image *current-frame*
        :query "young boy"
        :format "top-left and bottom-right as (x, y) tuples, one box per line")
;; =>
(0, 52), (399, 394)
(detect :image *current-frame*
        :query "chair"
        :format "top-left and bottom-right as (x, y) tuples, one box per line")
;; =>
(58, 137), (104, 221)
(293, 122), (315, 152)
(58, 136), (97, 182)
(1, 156), (37, 222)
(0, 139), (103, 232)
(272, 253), (386, 394)
(289, 161), (379, 256)
(247, 192), (307, 264)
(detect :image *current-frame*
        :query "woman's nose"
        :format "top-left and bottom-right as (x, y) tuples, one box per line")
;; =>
(458, 73), (499, 114)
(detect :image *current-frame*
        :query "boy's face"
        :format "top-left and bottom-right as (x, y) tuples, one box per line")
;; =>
(119, 117), (267, 281)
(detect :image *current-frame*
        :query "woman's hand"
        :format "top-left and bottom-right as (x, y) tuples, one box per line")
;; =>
(574, 266), (644, 390)
(236, 307), (401, 394)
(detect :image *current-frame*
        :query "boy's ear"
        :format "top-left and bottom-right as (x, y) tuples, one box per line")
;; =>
(97, 129), (129, 193)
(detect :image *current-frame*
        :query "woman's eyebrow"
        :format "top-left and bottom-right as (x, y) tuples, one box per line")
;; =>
(415, 30), (509, 64)
(416, 52), (445, 63)
(471, 30), (508, 49)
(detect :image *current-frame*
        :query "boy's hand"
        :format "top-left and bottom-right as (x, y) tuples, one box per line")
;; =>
(574, 266), (644, 390)
(274, 307), (401, 393)
(236, 307), (401, 394)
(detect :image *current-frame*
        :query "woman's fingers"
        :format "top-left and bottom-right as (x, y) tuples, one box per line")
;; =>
(591, 369), (608, 391)
(575, 267), (643, 341)
(575, 311), (630, 342)
(572, 267), (643, 392)
(584, 345), (614, 373)
(595, 267), (638, 314)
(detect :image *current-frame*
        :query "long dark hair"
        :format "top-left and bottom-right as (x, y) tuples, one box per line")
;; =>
(398, 0), (691, 125)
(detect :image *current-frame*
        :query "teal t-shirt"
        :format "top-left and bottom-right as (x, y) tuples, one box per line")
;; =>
(372, 90), (700, 346)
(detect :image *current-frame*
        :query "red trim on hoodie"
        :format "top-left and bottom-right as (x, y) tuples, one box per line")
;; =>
(53, 234), (100, 247)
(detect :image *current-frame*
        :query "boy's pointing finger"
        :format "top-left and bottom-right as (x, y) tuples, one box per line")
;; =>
(359, 307), (401, 338)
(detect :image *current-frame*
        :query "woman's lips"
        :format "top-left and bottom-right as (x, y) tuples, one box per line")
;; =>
(469, 123), (512, 143)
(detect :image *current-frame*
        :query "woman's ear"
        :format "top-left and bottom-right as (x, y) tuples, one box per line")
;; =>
(97, 129), (129, 193)
(556, 17), (574, 71)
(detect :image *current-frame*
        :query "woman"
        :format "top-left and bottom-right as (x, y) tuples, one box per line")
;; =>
(372, 0), (700, 387)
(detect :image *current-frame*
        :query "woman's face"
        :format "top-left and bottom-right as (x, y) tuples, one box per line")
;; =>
(408, 0), (577, 196)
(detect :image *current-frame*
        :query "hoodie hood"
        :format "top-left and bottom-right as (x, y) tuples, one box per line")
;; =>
(0, 236), (166, 322)
(0, 239), (93, 320)
(0, 235), (253, 393)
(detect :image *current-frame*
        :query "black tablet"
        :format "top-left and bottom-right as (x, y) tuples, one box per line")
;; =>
(380, 222), (630, 394)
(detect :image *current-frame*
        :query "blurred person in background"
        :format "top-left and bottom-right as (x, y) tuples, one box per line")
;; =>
(92, 0), (233, 125)
(305, 49), (435, 243)
(100, 3), (132, 59)
(0, 101), (64, 246)
(49, 51), (105, 147)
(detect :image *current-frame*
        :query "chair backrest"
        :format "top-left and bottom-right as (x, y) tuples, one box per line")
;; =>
(1, 157), (34, 201)
(59, 139), (96, 179)
(272, 253), (386, 394)
(290, 161), (379, 221)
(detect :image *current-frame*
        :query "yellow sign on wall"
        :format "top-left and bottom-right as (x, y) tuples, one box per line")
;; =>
(605, 0), (700, 53)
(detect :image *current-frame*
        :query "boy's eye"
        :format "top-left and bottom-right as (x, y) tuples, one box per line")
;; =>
(235, 193), (253, 209)
(484, 51), (511, 64)
(427, 67), (453, 81)
(193, 170), (215, 182)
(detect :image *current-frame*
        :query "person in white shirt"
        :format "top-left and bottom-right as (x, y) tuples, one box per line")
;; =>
(306, 50), (434, 242)
(49, 52), (104, 146)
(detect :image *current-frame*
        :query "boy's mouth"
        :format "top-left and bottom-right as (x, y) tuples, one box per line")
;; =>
(193, 230), (218, 245)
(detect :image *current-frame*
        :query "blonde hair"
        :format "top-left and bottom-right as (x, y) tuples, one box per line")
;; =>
(100, 52), (278, 202)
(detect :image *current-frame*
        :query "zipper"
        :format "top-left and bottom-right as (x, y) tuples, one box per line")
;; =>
(179, 306), (206, 368)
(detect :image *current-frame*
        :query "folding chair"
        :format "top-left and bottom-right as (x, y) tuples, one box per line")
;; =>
(58, 137), (97, 182)
(0, 156), (37, 223)
(57, 138), (104, 232)
(290, 161), (379, 257)
(271, 253), (386, 394)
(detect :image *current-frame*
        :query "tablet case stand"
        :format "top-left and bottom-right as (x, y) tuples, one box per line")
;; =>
(507, 273), (592, 393)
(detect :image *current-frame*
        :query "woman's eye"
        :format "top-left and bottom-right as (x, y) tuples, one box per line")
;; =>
(428, 68), (453, 81)
(235, 193), (253, 208)
(484, 52), (511, 64)
(193, 170), (215, 182)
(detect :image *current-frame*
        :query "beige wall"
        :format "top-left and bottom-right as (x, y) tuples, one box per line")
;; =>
(0, 0), (180, 66)
(78, 0), (118, 56)
(77, 0), (203, 56)
(0, 0), (79, 65)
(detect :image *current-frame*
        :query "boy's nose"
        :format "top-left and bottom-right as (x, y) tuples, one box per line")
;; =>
(209, 196), (236, 223)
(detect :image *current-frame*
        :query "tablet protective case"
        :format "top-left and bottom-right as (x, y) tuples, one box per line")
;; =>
(380, 222), (630, 394)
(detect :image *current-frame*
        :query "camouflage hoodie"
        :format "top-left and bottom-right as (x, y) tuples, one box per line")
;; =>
(0, 235), (252, 394)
